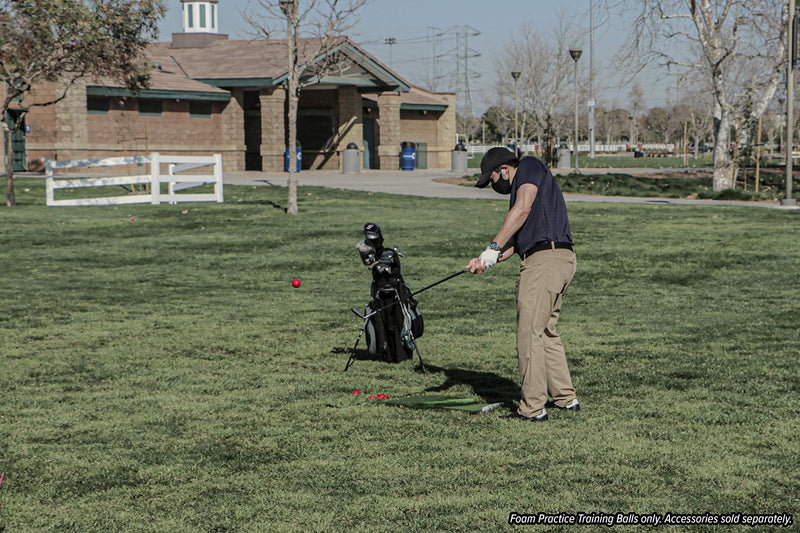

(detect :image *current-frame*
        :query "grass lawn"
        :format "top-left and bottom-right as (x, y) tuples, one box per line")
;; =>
(468, 153), (716, 169)
(458, 166), (797, 203)
(576, 155), (715, 169)
(1, 179), (799, 531)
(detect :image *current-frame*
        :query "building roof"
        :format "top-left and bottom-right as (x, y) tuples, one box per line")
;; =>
(88, 35), (453, 106)
(87, 62), (232, 101)
(362, 85), (451, 111)
(146, 35), (410, 92)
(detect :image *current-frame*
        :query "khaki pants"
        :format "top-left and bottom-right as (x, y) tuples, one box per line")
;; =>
(515, 248), (577, 417)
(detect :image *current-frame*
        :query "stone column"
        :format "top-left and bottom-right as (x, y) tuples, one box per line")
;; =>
(437, 92), (457, 169)
(260, 87), (287, 171)
(54, 79), (89, 160)
(336, 86), (363, 169)
(220, 88), (245, 171)
(376, 91), (401, 170)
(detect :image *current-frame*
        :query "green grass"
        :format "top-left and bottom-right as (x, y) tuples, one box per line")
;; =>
(577, 154), (715, 169)
(556, 172), (795, 201)
(2, 179), (799, 532)
(467, 153), (715, 169)
(460, 169), (797, 202)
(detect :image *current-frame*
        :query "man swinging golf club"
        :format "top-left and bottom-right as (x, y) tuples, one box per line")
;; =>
(466, 147), (580, 422)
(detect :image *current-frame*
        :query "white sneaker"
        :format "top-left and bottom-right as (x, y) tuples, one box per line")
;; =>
(563, 398), (580, 412)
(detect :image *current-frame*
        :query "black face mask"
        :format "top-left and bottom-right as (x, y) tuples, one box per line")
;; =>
(492, 176), (512, 195)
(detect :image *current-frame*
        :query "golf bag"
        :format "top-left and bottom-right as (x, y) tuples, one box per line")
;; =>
(356, 223), (424, 364)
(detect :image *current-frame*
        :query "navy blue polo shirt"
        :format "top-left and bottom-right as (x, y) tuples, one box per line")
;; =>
(509, 156), (573, 258)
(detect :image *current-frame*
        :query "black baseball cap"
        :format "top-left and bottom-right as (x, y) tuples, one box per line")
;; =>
(476, 147), (518, 188)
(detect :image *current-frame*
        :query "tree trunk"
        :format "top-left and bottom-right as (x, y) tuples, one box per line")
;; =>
(712, 111), (735, 190)
(286, 85), (298, 215)
(4, 127), (15, 207)
(285, 5), (299, 216)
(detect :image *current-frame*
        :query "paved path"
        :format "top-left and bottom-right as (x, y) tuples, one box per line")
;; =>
(225, 168), (796, 209)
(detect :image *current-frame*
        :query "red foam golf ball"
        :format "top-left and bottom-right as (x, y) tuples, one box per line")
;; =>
(291, 279), (301, 288)
(352, 390), (360, 395)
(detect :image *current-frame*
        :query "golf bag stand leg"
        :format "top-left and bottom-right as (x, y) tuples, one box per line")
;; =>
(345, 315), (370, 372)
(409, 330), (427, 375)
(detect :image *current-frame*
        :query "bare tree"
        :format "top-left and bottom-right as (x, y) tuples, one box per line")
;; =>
(493, 17), (579, 166)
(689, 109), (715, 156)
(244, 0), (369, 215)
(627, 83), (645, 145)
(642, 107), (670, 144)
(600, 107), (632, 144)
(617, 0), (789, 191)
(0, 0), (164, 206)
(761, 111), (783, 154)
(481, 106), (514, 144)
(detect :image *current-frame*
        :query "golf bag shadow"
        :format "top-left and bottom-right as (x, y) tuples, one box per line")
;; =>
(346, 223), (425, 373)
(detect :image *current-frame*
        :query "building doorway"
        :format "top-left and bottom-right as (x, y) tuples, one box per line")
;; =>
(243, 91), (262, 171)
(363, 117), (376, 169)
(5, 111), (27, 172)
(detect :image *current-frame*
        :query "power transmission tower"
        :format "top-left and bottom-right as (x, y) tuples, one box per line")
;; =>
(426, 27), (440, 91)
(437, 26), (481, 119)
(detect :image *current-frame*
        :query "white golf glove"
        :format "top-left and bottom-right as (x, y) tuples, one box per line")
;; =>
(479, 247), (500, 268)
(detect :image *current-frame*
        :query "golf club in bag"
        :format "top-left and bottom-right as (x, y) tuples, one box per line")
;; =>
(345, 223), (467, 373)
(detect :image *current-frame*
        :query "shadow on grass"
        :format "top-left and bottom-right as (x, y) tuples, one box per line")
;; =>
(332, 347), (521, 406)
(236, 199), (285, 210)
(423, 365), (520, 405)
(331, 347), (391, 372)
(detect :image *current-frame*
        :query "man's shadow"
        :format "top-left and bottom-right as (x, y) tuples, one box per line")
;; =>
(333, 346), (387, 364)
(332, 348), (520, 405)
(421, 365), (520, 406)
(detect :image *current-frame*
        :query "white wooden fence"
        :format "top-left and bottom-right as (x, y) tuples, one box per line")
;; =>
(45, 153), (223, 207)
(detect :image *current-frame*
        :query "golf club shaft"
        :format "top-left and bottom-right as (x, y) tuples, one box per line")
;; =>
(411, 269), (468, 297)
(349, 269), (468, 322)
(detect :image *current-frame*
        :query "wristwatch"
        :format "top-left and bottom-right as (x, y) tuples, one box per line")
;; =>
(488, 242), (501, 251)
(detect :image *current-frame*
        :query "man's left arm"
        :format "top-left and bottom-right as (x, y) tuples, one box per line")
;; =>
(492, 183), (538, 250)
(466, 183), (538, 273)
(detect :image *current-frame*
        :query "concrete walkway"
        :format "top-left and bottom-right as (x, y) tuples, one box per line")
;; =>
(225, 167), (796, 209)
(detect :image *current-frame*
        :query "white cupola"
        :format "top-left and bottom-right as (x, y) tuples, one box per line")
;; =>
(181, 0), (219, 34)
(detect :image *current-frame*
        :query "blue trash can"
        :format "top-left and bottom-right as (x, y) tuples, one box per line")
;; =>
(285, 142), (302, 172)
(400, 141), (416, 171)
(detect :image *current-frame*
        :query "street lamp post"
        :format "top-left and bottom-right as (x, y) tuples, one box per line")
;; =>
(589, 0), (595, 159)
(511, 70), (521, 154)
(569, 48), (582, 171)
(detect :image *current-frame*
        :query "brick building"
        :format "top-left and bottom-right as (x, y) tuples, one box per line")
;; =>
(7, 0), (455, 172)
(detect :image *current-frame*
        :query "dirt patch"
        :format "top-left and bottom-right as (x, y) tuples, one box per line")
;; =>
(433, 177), (473, 186)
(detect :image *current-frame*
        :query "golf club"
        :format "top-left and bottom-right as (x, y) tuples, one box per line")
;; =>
(411, 269), (468, 297)
(350, 269), (469, 320)
(346, 269), (470, 373)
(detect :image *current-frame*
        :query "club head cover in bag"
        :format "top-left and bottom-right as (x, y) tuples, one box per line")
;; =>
(363, 222), (384, 249)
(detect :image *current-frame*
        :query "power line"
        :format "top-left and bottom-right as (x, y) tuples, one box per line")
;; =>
(357, 25), (482, 115)
(439, 25), (481, 118)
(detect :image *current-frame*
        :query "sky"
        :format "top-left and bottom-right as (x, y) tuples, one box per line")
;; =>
(157, 0), (668, 115)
